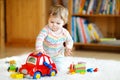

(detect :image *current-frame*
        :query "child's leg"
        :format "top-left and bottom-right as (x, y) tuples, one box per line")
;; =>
(52, 56), (66, 72)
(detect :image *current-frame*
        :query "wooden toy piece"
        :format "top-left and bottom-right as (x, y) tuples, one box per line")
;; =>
(87, 68), (94, 72)
(74, 62), (86, 74)
(7, 60), (18, 72)
(10, 72), (24, 79)
(68, 62), (86, 74)
(94, 68), (98, 72)
(69, 63), (75, 73)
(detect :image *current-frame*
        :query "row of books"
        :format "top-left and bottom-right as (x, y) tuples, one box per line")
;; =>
(73, 0), (120, 15)
(71, 16), (117, 43)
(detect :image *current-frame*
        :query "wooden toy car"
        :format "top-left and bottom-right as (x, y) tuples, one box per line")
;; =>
(19, 52), (57, 79)
(7, 60), (18, 72)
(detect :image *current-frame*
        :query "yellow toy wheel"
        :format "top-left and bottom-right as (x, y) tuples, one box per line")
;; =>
(33, 72), (41, 79)
(50, 70), (56, 76)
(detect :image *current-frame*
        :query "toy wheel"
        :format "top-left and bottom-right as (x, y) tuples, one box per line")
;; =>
(50, 70), (56, 76)
(15, 67), (18, 72)
(33, 71), (41, 79)
(7, 67), (10, 72)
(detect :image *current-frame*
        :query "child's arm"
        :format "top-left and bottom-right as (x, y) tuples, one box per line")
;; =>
(35, 27), (48, 54)
(64, 30), (73, 56)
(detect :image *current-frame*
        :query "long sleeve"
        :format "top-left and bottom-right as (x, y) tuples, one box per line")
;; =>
(64, 29), (73, 49)
(35, 26), (48, 51)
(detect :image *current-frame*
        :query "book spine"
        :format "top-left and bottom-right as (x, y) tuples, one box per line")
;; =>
(87, 0), (95, 14)
(79, 0), (86, 14)
(82, 0), (90, 14)
(76, 17), (84, 43)
(79, 18), (87, 43)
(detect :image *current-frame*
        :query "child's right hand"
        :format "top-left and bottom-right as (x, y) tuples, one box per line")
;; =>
(65, 48), (72, 56)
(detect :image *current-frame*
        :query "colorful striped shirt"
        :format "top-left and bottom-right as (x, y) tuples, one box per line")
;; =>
(35, 25), (73, 57)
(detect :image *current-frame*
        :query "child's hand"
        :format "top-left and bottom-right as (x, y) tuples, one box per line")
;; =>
(65, 48), (72, 56)
(34, 49), (46, 55)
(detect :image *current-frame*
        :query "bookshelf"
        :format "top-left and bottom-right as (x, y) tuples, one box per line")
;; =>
(68, 0), (120, 51)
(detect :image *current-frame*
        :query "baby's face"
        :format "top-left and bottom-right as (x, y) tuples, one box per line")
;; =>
(48, 15), (64, 32)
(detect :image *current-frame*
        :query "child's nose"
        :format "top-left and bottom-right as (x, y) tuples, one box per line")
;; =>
(53, 23), (56, 26)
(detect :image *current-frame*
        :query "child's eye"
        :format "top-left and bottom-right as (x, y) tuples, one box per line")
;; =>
(51, 21), (54, 23)
(57, 23), (60, 25)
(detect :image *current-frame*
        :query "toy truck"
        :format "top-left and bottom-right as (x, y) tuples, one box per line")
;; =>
(19, 52), (57, 79)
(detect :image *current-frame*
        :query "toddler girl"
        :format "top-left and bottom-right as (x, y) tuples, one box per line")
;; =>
(35, 5), (73, 71)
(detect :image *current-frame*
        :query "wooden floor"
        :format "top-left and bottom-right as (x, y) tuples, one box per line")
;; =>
(0, 46), (120, 61)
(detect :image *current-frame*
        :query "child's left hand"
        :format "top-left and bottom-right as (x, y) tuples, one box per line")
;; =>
(65, 48), (72, 56)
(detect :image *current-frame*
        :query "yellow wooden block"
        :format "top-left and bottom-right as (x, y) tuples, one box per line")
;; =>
(71, 72), (76, 74)
(10, 73), (23, 79)
(16, 74), (23, 79)
(10, 73), (16, 78)
(80, 72), (86, 75)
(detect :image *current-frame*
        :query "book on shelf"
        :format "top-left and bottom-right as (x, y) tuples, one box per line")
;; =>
(77, 17), (90, 43)
(91, 23), (103, 38)
(78, 0), (86, 14)
(100, 38), (116, 41)
(116, 0), (120, 15)
(82, 18), (91, 43)
(92, 0), (99, 14)
(99, 0), (106, 14)
(112, 0), (116, 15)
(87, 0), (95, 14)
(78, 17), (87, 43)
(88, 23), (103, 41)
(82, 0), (90, 14)
(71, 16), (77, 42)
(102, 0), (109, 14)
(99, 40), (120, 46)
(95, 0), (102, 14)
(73, 0), (81, 13)
(76, 17), (83, 42)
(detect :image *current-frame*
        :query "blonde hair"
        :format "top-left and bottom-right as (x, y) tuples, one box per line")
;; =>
(49, 5), (68, 24)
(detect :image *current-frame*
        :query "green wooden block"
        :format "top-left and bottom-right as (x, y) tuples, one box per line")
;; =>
(74, 64), (85, 68)
(75, 70), (86, 73)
